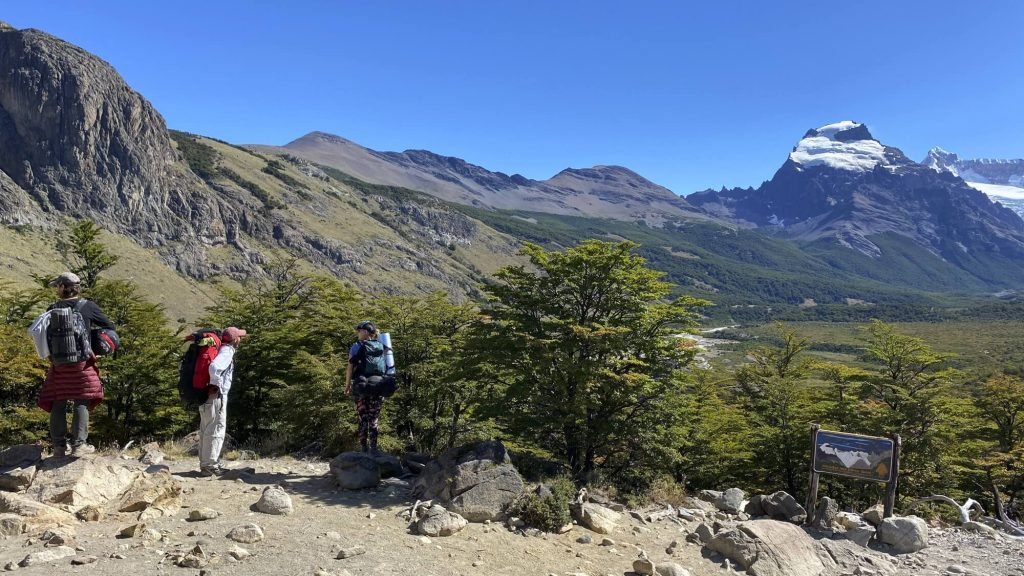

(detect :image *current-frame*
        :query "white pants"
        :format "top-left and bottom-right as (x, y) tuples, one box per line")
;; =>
(198, 395), (227, 469)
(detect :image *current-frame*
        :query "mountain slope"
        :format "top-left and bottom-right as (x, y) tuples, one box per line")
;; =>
(257, 131), (710, 223)
(688, 122), (1024, 288)
(923, 147), (1024, 218)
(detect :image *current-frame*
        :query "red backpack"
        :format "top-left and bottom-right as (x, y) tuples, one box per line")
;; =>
(178, 329), (222, 407)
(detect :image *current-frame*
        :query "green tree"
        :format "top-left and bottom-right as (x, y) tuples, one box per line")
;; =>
(478, 240), (709, 488)
(676, 368), (754, 491)
(970, 373), (1024, 518)
(57, 220), (119, 289)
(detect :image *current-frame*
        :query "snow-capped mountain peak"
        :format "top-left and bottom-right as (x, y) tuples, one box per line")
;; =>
(923, 147), (960, 175)
(789, 121), (886, 172)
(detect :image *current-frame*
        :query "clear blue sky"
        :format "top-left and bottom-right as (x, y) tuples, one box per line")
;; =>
(5, 1), (1023, 194)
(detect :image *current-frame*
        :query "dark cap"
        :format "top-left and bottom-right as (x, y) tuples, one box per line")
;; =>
(355, 320), (376, 333)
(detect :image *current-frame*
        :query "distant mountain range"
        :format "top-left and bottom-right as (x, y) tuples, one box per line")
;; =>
(923, 147), (1024, 217)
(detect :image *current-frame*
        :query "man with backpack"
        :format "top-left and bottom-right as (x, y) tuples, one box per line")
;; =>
(198, 326), (246, 476)
(36, 272), (115, 458)
(345, 321), (389, 454)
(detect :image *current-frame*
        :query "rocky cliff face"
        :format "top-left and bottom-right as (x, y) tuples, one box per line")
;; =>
(0, 22), (235, 247)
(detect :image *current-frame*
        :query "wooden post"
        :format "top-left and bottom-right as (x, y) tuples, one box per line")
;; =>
(805, 423), (821, 525)
(883, 433), (902, 518)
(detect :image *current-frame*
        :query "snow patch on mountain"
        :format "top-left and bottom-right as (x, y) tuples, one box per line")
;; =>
(789, 121), (886, 172)
(966, 182), (1024, 200)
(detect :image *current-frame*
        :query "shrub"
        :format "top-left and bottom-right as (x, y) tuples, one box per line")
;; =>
(511, 476), (575, 532)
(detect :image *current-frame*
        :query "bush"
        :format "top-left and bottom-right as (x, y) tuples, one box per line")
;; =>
(511, 476), (575, 532)
(169, 130), (218, 180)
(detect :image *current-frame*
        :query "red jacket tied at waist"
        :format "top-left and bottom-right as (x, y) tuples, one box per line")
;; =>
(37, 358), (103, 413)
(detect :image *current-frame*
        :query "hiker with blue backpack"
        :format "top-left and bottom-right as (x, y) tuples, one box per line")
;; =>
(345, 321), (396, 454)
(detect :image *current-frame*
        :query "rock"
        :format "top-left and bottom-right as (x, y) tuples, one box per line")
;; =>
(761, 491), (807, 524)
(577, 533), (592, 544)
(698, 489), (722, 503)
(0, 444), (42, 492)
(633, 557), (656, 575)
(18, 546), (76, 567)
(117, 469), (181, 517)
(188, 507), (220, 521)
(27, 456), (138, 511)
(862, 504), (884, 526)
(707, 520), (826, 576)
(70, 556), (97, 565)
(329, 452), (380, 490)
(570, 502), (621, 535)
(372, 453), (404, 479)
(336, 545), (366, 559)
(416, 504), (468, 537)
(694, 522), (715, 544)
(40, 527), (74, 546)
(411, 440), (525, 522)
(716, 487), (745, 513)
(677, 508), (696, 521)
(744, 495), (766, 517)
(75, 505), (103, 522)
(255, 486), (293, 515)
(843, 523), (877, 547)
(227, 523), (264, 544)
(961, 521), (996, 534)
(815, 538), (896, 575)
(228, 545), (250, 560)
(600, 537), (615, 546)
(139, 442), (165, 465)
(835, 512), (863, 529)
(877, 515), (928, 554)
(656, 563), (692, 576)
(814, 496), (839, 529)
(0, 492), (75, 531)
(0, 514), (24, 537)
(117, 523), (147, 538)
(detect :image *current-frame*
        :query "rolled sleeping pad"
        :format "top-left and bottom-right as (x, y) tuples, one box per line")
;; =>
(380, 332), (396, 375)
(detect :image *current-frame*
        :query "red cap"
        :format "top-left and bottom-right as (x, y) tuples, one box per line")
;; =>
(223, 327), (247, 343)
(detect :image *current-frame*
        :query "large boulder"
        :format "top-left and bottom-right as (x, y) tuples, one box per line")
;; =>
(716, 487), (746, 513)
(117, 469), (181, 518)
(0, 492), (75, 532)
(0, 513), (24, 536)
(761, 491), (807, 524)
(813, 496), (838, 529)
(0, 444), (42, 492)
(329, 452), (380, 490)
(707, 519), (826, 576)
(411, 441), (525, 522)
(744, 494), (766, 517)
(877, 515), (928, 554)
(815, 538), (896, 575)
(255, 486), (293, 515)
(373, 453), (404, 479)
(415, 504), (468, 537)
(27, 456), (139, 511)
(862, 503), (885, 526)
(570, 502), (621, 534)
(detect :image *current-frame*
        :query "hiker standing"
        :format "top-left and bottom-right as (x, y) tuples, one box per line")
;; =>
(35, 272), (114, 458)
(199, 326), (246, 476)
(346, 321), (387, 454)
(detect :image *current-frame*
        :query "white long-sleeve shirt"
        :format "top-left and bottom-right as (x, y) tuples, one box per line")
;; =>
(208, 344), (236, 396)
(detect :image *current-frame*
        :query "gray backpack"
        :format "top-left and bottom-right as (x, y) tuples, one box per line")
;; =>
(47, 301), (93, 364)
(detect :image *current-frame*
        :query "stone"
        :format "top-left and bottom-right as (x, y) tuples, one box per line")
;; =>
(633, 557), (656, 575)
(416, 504), (468, 537)
(228, 545), (250, 560)
(694, 522), (715, 544)
(600, 537), (615, 546)
(117, 523), (147, 538)
(836, 511), (863, 529)
(27, 456), (139, 511)
(0, 492), (75, 532)
(577, 533), (592, 544)
(961, 521), (996, 534)
(744, 495), (766, 517)
(75, 505), (103, 522)
(70, 556), (97, 565)
(877, 515), (928, 554)
(255, 486), (293, 515)
(373, 453), (404, 479)
(843, 523), (877, 547)
(18, 546), (76, 567)
(862, 504), (884, 526)
(815, 538), (897, 576)
(336, 545), (366, 559)
(707, 520), (826, 576)
(0, 514), (23, 537)
(40, 527), (74, 546)
(761, 491), (807, 524)
(716, 487), (745, 514)
(117, 469), (181, 516)
(188, 507), (220, 521)
(227, 523), (264, 543)
(0, 444), (42, 492)
(411, 441), (525, 522)
(698, 489), (722, 502)
(656, 563), (692, 576)
(570, 502), (621, 535)
(814, 496), (839, 529)
(329, 452), (380, 490)
(139, 442), (165, 465)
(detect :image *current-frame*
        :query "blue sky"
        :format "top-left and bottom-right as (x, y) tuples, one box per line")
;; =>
(5, 1), (1023, 194)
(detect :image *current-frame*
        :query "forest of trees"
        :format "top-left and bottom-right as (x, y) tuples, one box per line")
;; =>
(1, 222), (1021, 521)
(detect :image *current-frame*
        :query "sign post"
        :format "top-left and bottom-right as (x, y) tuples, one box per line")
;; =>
(807, 427), (898, 524)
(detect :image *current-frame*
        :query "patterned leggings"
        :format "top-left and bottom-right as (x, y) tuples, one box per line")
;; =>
(355, 395), (384, 448)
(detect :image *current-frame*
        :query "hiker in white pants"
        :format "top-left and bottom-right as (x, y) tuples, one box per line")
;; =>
(199, 326), (246, 476)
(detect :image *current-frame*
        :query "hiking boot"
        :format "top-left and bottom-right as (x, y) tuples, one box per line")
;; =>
(199, 465), (224, 477)
(52, 444), (68, 458)
(70, 443), (96, 457)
